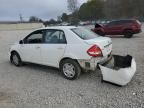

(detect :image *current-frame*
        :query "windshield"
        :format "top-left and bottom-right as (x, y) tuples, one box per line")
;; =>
(71, 28), (99, 40)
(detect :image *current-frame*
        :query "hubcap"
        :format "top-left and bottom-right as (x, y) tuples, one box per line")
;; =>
(12, 55), (19, 65)
(63, 63), (75, 78)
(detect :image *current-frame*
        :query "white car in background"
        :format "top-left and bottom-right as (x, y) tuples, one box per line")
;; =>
(9, 26), (112, 80)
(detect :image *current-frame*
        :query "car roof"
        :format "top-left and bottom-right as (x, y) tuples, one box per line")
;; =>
(39, 26), (77, 31)
(110, 19), (135, 22)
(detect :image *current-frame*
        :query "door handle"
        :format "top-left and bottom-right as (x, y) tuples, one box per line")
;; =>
(36, 46), (40, 49)
(57, 47), (64, 50)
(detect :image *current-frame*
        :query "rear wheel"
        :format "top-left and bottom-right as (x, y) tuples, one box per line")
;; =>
(60, 59), (81, 80)
(124, 30), (133, 38)
(10, 52), (22, 66)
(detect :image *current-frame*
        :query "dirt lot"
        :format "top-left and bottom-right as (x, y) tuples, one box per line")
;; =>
(0, 28), (144, 108)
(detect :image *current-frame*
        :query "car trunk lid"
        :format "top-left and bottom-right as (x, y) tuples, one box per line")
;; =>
(84, 37), (112, 57)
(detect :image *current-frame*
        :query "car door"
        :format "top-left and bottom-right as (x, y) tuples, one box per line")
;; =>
(41, 29), (67, 67)
(105, 21), (124, 35)
(19, 30), (44, 64)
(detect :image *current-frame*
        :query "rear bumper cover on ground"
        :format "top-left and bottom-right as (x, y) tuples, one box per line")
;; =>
(99, 55), (136, 86)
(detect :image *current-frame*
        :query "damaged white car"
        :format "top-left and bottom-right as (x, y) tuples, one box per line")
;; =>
(9, 26), (112, 80)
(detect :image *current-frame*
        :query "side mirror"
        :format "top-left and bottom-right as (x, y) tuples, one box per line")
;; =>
(19, 40), (23, 44)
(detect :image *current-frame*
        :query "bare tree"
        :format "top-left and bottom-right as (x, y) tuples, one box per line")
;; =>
(67, 0), (79, 25)
(19, 14), (23, 22)
(67, 0), (78, 12)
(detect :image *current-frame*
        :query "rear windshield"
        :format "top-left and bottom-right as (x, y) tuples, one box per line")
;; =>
(71, 28), (99, 40)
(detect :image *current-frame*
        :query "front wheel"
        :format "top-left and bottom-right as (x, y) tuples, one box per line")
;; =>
(60, 59), (81, 80)
(10, 52), (22, 66)
(97, 30), (105, 36)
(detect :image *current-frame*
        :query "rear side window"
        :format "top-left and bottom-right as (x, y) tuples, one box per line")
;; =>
(44, 29), (67, 44)
(71, 28), (98, 40)
(120, 20), (133, 24)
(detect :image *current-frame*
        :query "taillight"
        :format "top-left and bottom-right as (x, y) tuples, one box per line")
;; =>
(87, 45), (103, 57)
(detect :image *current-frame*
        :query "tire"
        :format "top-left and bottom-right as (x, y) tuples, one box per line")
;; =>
(124, 30), (133, 38)
(10, 52), (22, 67)
(60, 59), (81, 80)
(97, 30), (105, 36)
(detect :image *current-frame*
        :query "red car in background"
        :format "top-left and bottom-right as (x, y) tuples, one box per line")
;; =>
(92, 19), (142, 38)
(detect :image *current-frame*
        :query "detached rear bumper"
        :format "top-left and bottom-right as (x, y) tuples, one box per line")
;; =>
(99, 55), (136, 86)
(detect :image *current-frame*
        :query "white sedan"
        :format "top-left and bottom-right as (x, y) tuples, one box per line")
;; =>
(9, 26), (112, 80)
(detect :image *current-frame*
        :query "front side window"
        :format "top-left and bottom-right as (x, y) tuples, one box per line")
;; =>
(44, 29), (66, 44)
(71, 28), (99, 40)
(107, 21), (117, 26)
(24, 30), (44, 44)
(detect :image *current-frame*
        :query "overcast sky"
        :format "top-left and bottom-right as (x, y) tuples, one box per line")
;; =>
(0, 0), (87, 21)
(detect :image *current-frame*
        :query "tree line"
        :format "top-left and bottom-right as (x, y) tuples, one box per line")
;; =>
(63, 0), (144, 22)
(28, 0), (144, 24)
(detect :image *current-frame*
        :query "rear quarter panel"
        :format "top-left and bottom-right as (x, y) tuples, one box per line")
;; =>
(63, 43), (91, 60)
(62, 28), (92, 60)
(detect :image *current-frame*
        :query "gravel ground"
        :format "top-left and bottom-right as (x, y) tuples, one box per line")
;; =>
(0, 28), (144, 108)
